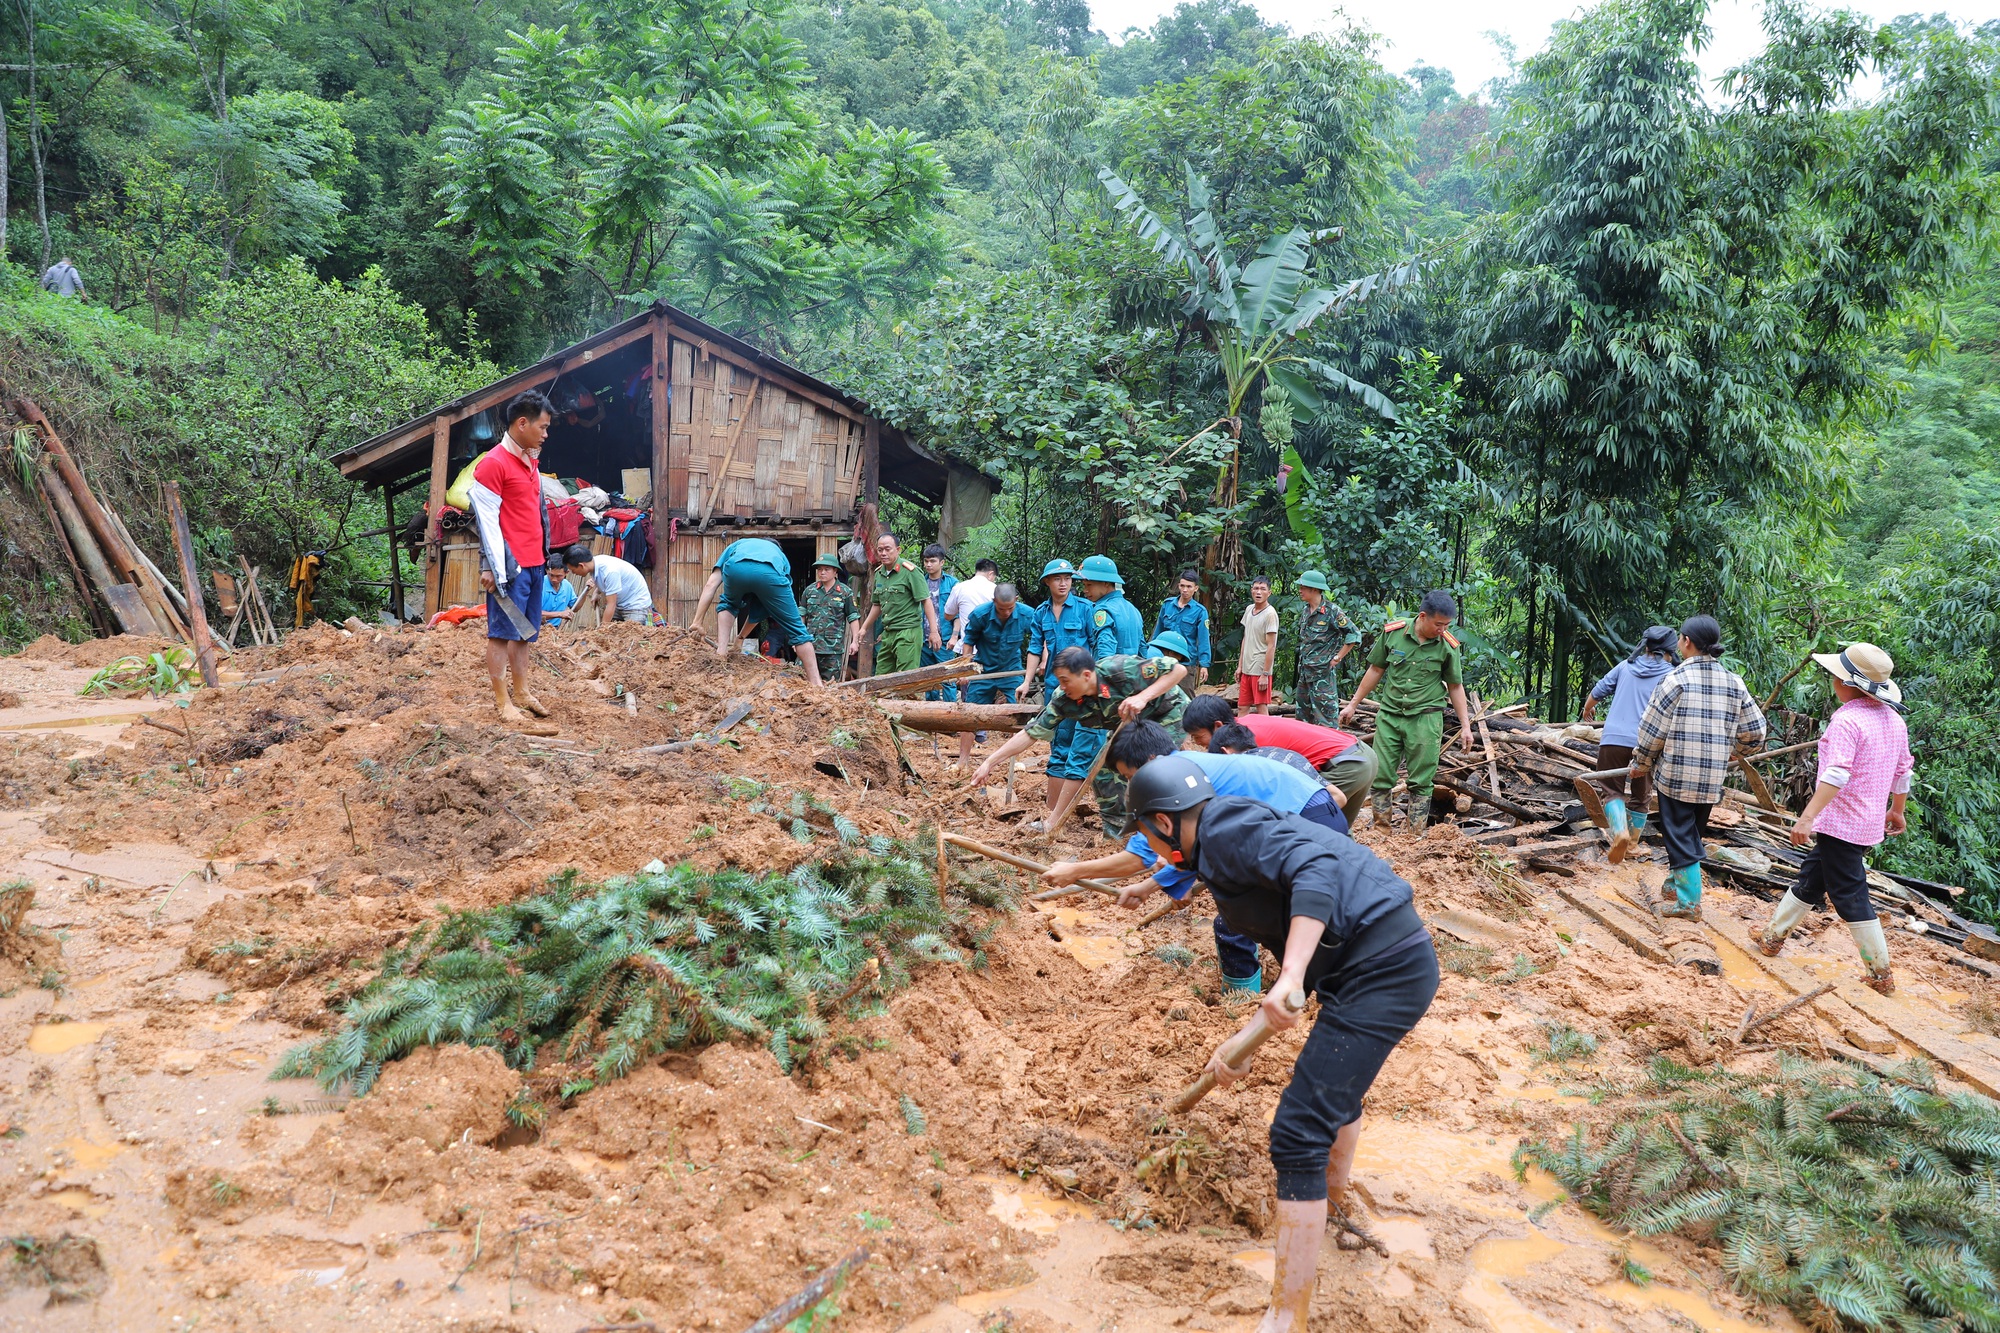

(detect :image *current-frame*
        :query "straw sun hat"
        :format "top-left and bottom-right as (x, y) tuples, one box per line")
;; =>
(1812, 642), (1901, 705)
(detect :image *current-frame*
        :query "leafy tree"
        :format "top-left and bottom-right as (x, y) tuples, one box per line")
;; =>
(435, 0), (951, 344)
(168, 259), (495, 612)
(1096, 0), (1284, 98)
(1450, 0), (2000, 719)
(1097, 165), (1419, 574)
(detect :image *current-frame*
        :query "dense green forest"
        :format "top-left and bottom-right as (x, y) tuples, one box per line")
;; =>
(3, 0), (1999, 908)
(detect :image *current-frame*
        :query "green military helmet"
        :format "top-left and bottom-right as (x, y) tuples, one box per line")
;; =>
(1076, 554), (1123, 587)
(812, 554), (844, 572)
(1147, 631), (1194, 662)
(1039, 558), (1077, 585)
(1296, 571), (1331, 592)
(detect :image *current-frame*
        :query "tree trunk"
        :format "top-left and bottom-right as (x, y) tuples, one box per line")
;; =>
(1550, 606), (1573, 723)
(1, 89), (9, 263)
(25, 0), (50, 269)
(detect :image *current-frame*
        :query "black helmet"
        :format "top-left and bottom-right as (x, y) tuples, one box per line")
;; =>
(1120, 754), (1216, 837)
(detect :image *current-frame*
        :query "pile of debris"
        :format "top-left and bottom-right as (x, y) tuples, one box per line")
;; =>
(1334, 695), (2000, 979)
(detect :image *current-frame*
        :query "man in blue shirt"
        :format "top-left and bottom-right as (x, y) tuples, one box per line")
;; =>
(1152, 567), (1212, 686)
(1040, 721), (1347, 993)
(541, 568), (580, 628)
(1019, 559), (1095, 827)
(954, 583), (1029, 766)
(920, 544), (959, 702)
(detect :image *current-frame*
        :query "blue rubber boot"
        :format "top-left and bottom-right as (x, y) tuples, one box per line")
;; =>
(1604, 798), (1634, 864)
(1222, 972), (1263, 997)
(1629, 810), (1648, 837)
(1656, 865), (1703, 921)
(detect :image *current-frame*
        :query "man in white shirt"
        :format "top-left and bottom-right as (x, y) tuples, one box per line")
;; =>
(1237, 576), (1280, 714)
(943, 559), (999, 650)
(561, 544), (653, 624)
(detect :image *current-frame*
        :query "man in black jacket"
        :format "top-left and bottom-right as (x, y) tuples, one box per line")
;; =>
(1123, 755), (1438, 1333)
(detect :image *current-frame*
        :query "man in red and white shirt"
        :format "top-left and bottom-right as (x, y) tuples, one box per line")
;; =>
(1755, 642), (1914, 994)
(1179, 695), (1379, 817)
(467, 390), (555, 729)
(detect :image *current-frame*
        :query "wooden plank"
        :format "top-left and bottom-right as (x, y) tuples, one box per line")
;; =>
(1552, 883), (1673, 964)
(649, 316), (671, 610)
(163, 481), (220, 687)
(1703, 909), (2000, 1097)
(421, 417), (451, 618)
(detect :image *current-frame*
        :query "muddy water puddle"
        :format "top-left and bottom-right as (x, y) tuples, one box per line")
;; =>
(26, 1020), (109, 1054)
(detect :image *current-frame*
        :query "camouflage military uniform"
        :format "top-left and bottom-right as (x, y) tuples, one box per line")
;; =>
(1026, 654), (1190, 825)
(1295, 599), (1359, 727)
(801, 580), (858, 674)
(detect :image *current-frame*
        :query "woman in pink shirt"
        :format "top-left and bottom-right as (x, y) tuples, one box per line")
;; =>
(1755, 643), (1913, 994)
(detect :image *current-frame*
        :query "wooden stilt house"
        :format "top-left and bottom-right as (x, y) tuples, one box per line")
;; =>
(332, 302), (993, 629)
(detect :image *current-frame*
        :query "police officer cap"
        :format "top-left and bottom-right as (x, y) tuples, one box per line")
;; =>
(1039, 558), (1077, 583)
(1295, 571), (1330, 592)
(1076, 554), (1123, 586)
(1147, 631), (1194, 661)
(1120, 755), (1216, 836)
(812, 554), (844, 572)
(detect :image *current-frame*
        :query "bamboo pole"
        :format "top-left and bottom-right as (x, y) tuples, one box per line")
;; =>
(41, 463), (153, 634)
(31, 464), (111, 635)
(163, 482), (219, 687)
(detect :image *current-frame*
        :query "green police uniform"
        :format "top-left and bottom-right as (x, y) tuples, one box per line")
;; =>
(870, 559), (931, 675)
(1366, 620), (1463, 827)
(802, 580), (858, 673)
(1296, 598), (1359, 727)
(1026, 654), (1190, 825)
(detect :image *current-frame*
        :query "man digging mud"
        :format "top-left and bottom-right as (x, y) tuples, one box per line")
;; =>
(688, 538), (824, 686)
(1123, 754), (1438, 1331)
(469, 390), (559, 733)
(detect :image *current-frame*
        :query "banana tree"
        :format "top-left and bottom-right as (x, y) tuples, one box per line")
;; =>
(1097, 164), (1420, 570)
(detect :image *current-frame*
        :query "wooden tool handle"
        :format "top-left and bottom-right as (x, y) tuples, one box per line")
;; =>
(942, 832), (1122, 897)
(1170, 986), (1308, 1113)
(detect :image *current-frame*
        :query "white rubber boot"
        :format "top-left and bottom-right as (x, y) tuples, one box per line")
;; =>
(1848, 918), (1895, 994)
(1756, 891), (1812, 957)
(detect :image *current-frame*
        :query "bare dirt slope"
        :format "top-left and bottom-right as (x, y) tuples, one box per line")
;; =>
(3, 625), (1997, 1332)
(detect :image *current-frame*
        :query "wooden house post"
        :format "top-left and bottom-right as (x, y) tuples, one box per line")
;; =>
(648, 311), (671, 611)
(422, 415), (450, 617)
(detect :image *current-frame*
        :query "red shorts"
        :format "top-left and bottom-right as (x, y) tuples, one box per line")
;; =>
(1237, 672), (1272, 706)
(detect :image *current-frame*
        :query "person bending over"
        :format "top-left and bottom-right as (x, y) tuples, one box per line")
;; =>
(1043, 722), (1345, 993)
(970, 646), (1188, 830)
(1124, 755), (1437, 1327)
(687, 538), (824, 686)
(561, 544), (654, 624)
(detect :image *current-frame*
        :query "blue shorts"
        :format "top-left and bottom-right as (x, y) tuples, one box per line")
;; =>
(717, 554), (813, 647)
(1048, 719), (1104, 781)
(965, 675), (1021, 707)
(486, 564), (543, 642)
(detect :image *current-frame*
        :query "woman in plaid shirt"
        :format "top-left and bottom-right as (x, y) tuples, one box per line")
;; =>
(1755, 643), (1913, 994)
(1629, 616), (1767, 922)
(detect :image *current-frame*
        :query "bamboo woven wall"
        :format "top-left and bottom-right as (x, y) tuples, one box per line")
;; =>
(668, 341), (868, 523)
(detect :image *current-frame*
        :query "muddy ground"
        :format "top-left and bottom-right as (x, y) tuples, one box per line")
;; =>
(3, 626), (1999, 1332)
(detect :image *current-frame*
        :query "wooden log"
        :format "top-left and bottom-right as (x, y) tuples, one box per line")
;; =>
(941, 832), (1122, 898)
(164, 482), (220, 687)
(41, 464), (156, 634)
(833, 657), (979, 696)
(31, 464), (112, 635)
(1171, 987), (1308, 1112)
(1434, 776), (1541, 822)
(15, 397), (143, 584)
(876, 700), (1039, 734)
(743, 1246), (871, 1333)
(104, 503), (190, 622)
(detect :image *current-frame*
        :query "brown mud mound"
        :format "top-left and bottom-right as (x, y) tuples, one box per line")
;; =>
(13, 632), (184, 668)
